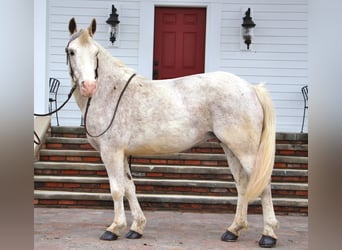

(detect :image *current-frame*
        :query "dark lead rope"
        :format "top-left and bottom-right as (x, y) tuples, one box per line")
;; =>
(84, 73), (136, 138)
(128, 155), (133, 174)
(84, 74), (136, 171)
(34, 85), (77, 117)
(33, 85), (77, 144)
(34, 131), (41, 145)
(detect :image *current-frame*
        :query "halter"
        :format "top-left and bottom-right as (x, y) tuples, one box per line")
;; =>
(65, 29), (99, 83)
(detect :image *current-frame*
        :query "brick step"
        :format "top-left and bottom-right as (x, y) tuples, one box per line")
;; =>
(34, 175), (308, 198)
(50, 126), (87, 138)
(44, 137), (308, 157)
(49, 126), (308, 143)
(34, 162), (308, 183)
(34, 190), (308, 215)
(45, 137), (93, 150)
(38, 149), (308, 170)
(36, 127), (308, 214)
(39, 149), (102, 163)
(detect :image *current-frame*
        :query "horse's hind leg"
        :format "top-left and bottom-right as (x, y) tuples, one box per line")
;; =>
(220, 145), (249, 241)
(123, 156), (146, 239)
(259, 184), (279, 247)
(220, 144), (279, 247)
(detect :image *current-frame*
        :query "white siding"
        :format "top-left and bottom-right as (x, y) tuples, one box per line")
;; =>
(46, 0), (308, 132)
(220, 0), (308, 132)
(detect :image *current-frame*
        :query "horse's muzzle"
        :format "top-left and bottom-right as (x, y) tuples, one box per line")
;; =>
(80, 80), (97, 97)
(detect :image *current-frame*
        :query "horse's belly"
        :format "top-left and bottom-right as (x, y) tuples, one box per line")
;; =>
(126, 128), (212, 155)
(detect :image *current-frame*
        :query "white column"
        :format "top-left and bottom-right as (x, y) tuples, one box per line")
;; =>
(34, 0), (47, 113)
(205, 3), (222, 72)
(138, 1), (155, 79)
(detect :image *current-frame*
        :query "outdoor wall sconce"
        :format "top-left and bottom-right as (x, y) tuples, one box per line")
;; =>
(241, 8), (256, 50)
(106, 4), (120, 44)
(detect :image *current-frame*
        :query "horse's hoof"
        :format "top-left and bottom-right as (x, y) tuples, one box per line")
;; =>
(100, 231), (118, 241)
(125, 230), (142, 239)
(221, 230), (238, 242)
(259, 235), (277, 248)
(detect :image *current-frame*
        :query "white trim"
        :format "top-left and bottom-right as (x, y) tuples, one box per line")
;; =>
(205, 3), (221, 72)
(138, 1), (155, 79)
(138, 1), (222, 79)
(34, 0), (48, 113)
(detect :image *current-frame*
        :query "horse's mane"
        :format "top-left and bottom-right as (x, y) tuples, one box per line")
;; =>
(94, 40), (137, 79)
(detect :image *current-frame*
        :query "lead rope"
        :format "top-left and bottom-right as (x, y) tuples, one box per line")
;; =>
(33, 85), (77, 145)
(84, 73), (136, 138)
(34, 85), (77, 117)
(34, 131), (41, 145)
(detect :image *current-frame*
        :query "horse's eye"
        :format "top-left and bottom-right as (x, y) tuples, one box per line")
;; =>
(69, 50), (75, 56)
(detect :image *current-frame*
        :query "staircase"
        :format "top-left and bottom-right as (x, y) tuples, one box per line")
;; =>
(34, 126), (308, 215)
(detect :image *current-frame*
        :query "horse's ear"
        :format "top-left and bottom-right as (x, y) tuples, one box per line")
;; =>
(68, 17), (77, 35)
(88, 18), (96, 37)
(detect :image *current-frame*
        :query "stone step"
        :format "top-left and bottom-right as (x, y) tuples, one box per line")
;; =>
(39, 149), (102, 163)
(45, 137), (93, 150)
(38, 149), (308, 168)
(40, 147), (309, 162)
(34, 189), (308, 215)
(49, 126), (308, 142)
(34, 175), (308, 198)
(34, 175), (308, 189)
(34, 162), (308, 183)
(50, 126), (86, 137)
(44, 127), (308, 160)
(45, 137), (308, 156)
(35, 127), (308, 214)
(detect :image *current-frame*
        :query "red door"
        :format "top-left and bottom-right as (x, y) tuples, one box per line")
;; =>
(153, 7), (206, 80)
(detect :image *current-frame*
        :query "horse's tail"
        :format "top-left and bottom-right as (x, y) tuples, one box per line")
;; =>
(244, 84), (276, 202)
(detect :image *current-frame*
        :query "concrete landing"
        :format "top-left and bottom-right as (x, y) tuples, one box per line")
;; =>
(34, 208), (307, 249)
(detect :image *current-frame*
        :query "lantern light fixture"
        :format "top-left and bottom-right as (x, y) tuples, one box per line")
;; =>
(106, 4), (120, 45)
(241, 8), (256, 50)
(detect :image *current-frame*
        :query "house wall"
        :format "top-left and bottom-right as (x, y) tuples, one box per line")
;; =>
(43, 0), (308, 132)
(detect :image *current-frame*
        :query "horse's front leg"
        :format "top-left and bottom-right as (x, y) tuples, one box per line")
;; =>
(99, 150), (127, 241)
(124, 156), (146, 239)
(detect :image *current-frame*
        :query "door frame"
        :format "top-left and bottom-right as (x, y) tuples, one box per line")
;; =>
(138, 1), (221, 79)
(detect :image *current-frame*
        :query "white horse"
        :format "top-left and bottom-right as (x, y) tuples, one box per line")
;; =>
(66, 18), (279, 248)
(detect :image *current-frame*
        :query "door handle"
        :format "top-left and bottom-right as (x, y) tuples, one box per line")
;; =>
(153, 60), (159, 79)
(153, 69), (159, 79)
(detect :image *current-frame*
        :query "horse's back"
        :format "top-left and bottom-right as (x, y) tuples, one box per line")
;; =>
(135, 71), (262, 132)
(171, 71), (261, 119)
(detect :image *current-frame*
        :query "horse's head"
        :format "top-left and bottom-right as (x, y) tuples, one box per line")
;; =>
(66, 18), (99, 97)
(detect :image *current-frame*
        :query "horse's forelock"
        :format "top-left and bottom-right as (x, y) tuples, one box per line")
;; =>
(79, 29), (92, 45)
(67, 29), (92, 47)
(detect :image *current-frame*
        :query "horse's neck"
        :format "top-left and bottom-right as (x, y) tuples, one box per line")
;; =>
(97, 49), (137, 91)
